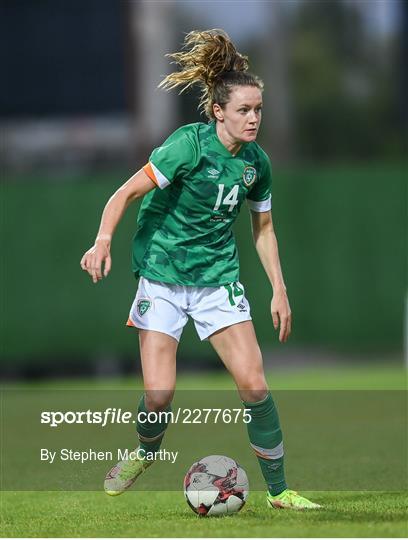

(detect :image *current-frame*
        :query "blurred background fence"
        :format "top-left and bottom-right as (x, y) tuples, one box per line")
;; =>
(1, 0), (407, 377)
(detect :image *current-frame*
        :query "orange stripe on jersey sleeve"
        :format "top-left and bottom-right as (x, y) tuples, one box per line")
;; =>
(143, 162), (159, 186)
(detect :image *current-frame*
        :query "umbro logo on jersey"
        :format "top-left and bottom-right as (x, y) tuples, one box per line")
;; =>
(207, 168), (221, 178)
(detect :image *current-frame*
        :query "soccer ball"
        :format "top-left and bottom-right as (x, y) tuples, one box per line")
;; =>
(184, 455), (249, 516)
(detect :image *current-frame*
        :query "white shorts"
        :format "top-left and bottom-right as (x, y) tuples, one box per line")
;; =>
(126, 276), (252, 341)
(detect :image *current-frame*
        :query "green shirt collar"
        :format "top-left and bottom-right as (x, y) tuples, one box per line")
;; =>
(208, 121), (247, 158)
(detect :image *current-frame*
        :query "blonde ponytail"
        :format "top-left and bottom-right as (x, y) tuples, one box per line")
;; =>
(159, 29), (263, 119)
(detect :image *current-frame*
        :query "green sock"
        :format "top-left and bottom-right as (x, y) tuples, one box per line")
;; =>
(243, 392), (287, 496)
(136, 394), (171, 454)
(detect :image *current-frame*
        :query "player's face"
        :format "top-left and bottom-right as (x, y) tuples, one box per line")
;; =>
(217, 86), (263, 143)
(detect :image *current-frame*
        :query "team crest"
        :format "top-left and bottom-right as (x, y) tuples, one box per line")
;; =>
(243, 166), (257, 186)
(137, 299), (151, 317)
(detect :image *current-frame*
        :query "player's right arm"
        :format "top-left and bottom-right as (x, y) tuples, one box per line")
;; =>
(80, 168), (156, 283)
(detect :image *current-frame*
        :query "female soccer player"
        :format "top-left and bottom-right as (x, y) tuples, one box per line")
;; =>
(81, 29), (320, 510)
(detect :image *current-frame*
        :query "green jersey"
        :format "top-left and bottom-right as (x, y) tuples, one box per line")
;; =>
(132, 121), (272, 286)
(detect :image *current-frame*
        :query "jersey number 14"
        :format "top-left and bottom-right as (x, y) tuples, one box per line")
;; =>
(213, 184), (239, 212)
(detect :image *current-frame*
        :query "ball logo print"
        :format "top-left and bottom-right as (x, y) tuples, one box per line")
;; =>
(242, 166), (257, 186)
(184, 455), (249, 516)
(137, 299), (151, 317)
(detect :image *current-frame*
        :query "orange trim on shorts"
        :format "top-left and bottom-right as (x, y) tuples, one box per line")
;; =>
(126, 317), (136, 327)
(143, 162), (159, 186)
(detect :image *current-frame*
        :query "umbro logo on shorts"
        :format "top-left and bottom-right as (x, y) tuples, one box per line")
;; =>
(237, 303), (247, 312)
(137, 299), (152, 316)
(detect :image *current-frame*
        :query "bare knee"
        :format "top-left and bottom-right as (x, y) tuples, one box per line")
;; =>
(238, 375), (268, 403)
(144, 390), (174, 412)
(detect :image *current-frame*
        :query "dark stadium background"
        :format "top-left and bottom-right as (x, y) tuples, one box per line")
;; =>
(2, 0), (407, 378)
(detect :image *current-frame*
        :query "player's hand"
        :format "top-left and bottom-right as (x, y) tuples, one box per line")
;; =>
(80, 239), (112, 284)
(271, 289), (292, 343)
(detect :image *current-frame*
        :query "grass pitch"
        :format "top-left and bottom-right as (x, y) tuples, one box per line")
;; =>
(1, 364), (407, 537)
(1, 490), (407, 537)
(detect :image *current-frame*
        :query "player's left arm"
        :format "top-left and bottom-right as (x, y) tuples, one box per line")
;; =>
(250, 209), (292, 343)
